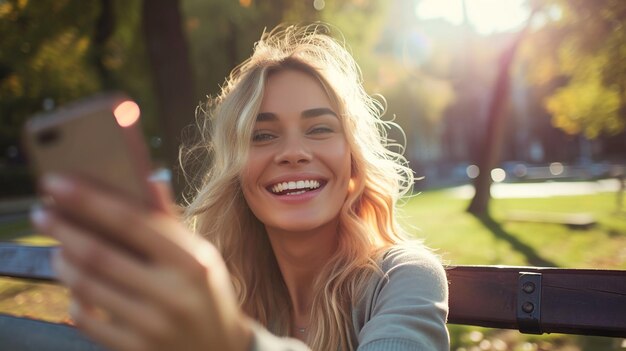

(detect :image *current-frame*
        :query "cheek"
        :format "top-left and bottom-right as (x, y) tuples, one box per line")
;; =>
(240, 155), (262, 196)
(330, 140), (353, 188)
(240, 166), (263, 220)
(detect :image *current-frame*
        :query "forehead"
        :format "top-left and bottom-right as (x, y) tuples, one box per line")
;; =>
(259, 69), (334, 114)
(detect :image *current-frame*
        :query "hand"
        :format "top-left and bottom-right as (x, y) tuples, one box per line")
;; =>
(31, 175), (252, 351)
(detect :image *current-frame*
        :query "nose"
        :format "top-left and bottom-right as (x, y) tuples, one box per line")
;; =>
(274, 133), (312, 166)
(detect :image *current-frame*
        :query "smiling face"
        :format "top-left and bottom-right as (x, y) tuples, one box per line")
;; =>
(240, 68), (352, 234)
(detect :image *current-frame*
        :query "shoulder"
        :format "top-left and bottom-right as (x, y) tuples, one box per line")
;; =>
(369, 244), (448, 310)
(352, 244), (449, 350)
(379, 245), (447, 280)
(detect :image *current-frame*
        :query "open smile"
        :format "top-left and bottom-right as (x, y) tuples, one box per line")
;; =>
(266, 179), (327, 196)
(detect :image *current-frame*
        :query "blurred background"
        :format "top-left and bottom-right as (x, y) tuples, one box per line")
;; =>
(1, 0), (625, 350)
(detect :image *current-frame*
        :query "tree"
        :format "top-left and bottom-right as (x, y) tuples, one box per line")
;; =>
(467, 7), (537, 215)
(0, 0), (158, 163)
(142, 0), (197, 199)
(523, 0), (626, 139)
(0, 1), (101, 157)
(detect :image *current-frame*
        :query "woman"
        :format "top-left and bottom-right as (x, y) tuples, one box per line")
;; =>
(31, 24), (449, 351)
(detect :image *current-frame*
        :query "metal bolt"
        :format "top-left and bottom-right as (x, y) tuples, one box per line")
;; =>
(522, 282), (536, 294)
(522, 302), (534, 313)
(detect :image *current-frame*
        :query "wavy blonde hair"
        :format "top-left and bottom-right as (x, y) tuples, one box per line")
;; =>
(183, 24), (416, 351)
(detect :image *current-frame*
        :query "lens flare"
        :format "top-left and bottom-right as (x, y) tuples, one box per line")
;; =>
(113, 100), (140, 127)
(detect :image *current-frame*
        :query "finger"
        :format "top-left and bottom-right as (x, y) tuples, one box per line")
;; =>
(70, 298), (145, 351)
(37, 210), (194, 309)
(32, 206), (149, 283)
(54, 254), (171, 342)
(40, 175), (196, 265)
(57, 246), (217, 344)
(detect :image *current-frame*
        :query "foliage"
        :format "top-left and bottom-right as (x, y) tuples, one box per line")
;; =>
(523, 0), (626, 138)
(0, 0), (158, 163)
(0, 1), (101, 154)
(383, 72), (455, 162)
(182, 0), (391, 103)
(546, 64), (622, 138)
(182, 0), (282, 100)
(318, 0), (389, 81)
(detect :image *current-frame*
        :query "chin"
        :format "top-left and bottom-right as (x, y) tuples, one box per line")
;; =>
(266, 214), (337, 234)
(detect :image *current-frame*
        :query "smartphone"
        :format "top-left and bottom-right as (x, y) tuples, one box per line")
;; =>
(22, 92), (157, 209)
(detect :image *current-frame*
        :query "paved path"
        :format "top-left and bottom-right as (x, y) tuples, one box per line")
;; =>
(448, 179), (621, 199)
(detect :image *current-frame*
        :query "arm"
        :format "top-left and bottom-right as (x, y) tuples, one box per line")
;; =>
(356, 247), (450, 351)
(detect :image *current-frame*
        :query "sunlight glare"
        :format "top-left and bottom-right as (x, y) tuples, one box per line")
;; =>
(416, 0), (530, 35)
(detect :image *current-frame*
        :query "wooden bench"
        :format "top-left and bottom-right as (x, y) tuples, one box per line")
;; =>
(1, 243), (625, 350)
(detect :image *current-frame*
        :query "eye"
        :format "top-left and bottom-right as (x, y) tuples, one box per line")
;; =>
(308, 126), (334, 135)
(252, 131), (276, 142)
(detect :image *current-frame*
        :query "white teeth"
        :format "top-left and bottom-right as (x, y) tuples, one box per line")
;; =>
(270, 180), (321, 194)
(287, 190), (306, 196)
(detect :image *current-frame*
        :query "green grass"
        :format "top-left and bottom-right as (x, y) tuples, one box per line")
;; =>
(0, 218), (31, 241)
(402, 190), (626, 269)
(1, 187), (625, 349)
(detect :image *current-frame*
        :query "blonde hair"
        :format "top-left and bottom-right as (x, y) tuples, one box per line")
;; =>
(183, 24), (416, 351)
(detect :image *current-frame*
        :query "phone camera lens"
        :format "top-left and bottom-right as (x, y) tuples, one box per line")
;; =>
(37, 128), (60, 146)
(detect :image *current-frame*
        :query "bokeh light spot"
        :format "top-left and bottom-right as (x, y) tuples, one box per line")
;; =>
(549, 162), (564, 176)
(513, 164), (528, 178)
(466, 165), (479, 179)
(313, 0), (325, 11)
(491, 168), (506, 182)
(113, 100), (140, 127)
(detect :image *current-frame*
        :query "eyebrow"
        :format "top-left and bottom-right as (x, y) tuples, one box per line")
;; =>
(256, 107), (338, 122)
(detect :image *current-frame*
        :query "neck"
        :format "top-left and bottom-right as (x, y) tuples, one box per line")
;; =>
(265, 219), (339, 322)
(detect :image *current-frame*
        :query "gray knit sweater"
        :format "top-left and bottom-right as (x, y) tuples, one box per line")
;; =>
(250, 246), (450, 350)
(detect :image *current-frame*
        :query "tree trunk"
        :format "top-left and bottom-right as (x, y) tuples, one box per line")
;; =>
(142, 0), (196, 200)
(467, 15), (535, 215)
(93, 0), (115, 89)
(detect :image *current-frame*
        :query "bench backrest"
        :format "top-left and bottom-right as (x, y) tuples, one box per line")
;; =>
(1, 243), (625, 350)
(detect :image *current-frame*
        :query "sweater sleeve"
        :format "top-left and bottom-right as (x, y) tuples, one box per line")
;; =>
(355, 247), (450, 351)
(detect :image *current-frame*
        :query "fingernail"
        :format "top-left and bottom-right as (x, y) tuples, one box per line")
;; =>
(42, 175), (73, 195)
(149, 168), (172, 183)
(53, 254), (79, 287)
(69, 299), (80, 318)
(30, 206), (49, 227)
